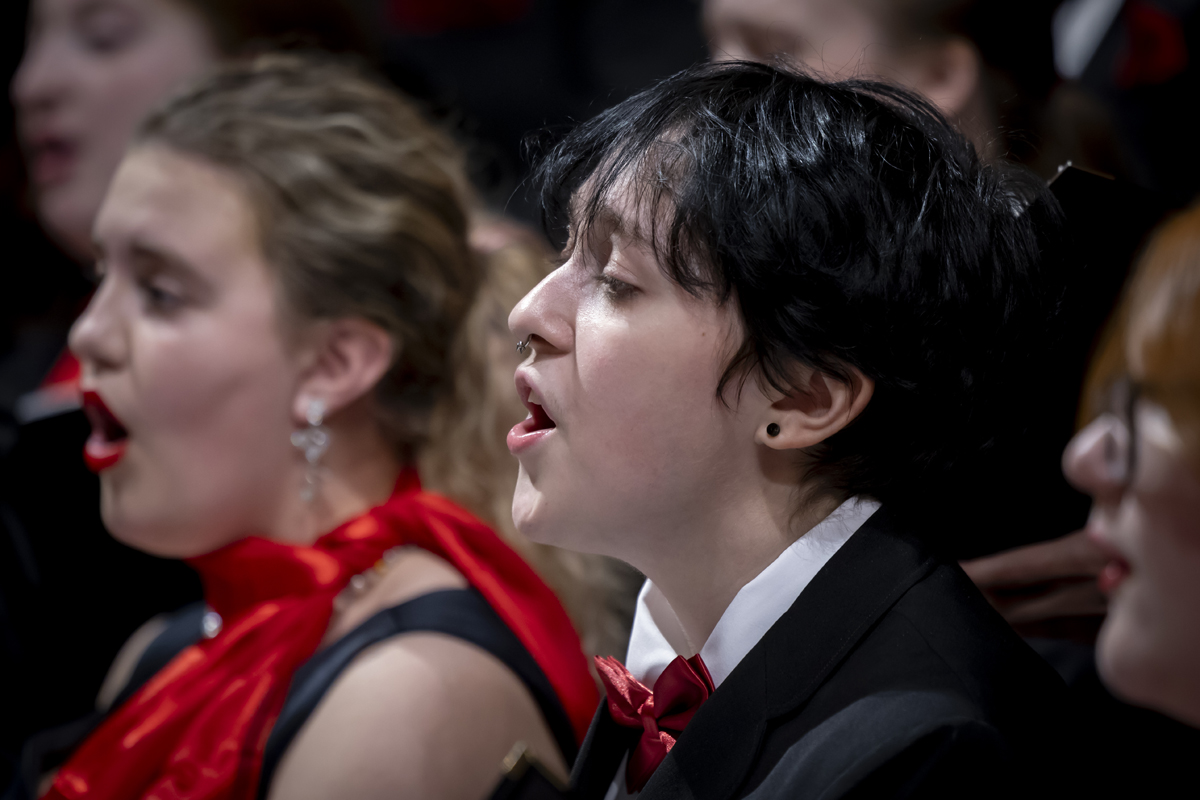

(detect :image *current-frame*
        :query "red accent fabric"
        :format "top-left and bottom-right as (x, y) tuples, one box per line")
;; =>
(40, 350), (80, 391)
(1117, 1), (1189, 88)
(387, 0), (532, 34)
(594, 654), (715, 793)
(46, 471), (596, 800)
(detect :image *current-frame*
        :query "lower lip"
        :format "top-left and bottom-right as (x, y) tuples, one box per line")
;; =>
(507, 417), (555, 455)
(84, 434), (127, 473)
(1097, 559), (1131, 595)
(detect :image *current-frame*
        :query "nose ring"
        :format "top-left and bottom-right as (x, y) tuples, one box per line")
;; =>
(516, 336), (531, 355)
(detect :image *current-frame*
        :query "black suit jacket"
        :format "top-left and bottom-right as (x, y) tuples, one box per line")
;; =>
(570, 508), (1068, 800)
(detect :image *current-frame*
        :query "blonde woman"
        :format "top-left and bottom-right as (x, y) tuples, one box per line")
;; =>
(26, 55), (597, 800)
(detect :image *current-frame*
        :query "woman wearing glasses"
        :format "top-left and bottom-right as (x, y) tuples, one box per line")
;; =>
(1064, 205), (1200, 728)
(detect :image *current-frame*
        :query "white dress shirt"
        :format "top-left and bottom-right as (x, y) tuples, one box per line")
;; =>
(605, 496), (882, 800)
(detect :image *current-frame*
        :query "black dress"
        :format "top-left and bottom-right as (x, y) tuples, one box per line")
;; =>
(5, 587), (575, 800)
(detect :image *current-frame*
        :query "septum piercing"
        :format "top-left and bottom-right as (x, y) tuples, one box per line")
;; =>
(516, 336), (531, 355)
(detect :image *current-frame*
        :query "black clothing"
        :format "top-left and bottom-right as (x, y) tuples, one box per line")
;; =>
(0, 410), (201, 780)
(570, 508), (1067, 800)
(4, 588), (574, 800)
(257, 588), (578, 796)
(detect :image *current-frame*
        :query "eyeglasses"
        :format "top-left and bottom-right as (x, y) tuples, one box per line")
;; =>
(1096, 374), (1140, 488)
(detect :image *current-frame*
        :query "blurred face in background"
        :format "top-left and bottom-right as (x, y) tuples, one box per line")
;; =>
(12, 0), (216, 260)
(702, 0), (985, 146)
(1064, 382), (1200, 727)
(704, 0), (889, 79)
(70, 145), (308, 557)
(1062, 220), (1200, 727)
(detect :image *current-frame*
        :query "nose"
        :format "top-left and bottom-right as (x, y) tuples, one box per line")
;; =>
(69, 272), (128, 378)
(11, 27), (68, 118)
(508, 261), (575, 357)
(1063, 415), (1129, 504)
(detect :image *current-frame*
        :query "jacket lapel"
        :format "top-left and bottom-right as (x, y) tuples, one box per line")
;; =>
(570, 703), (641, 800)
(640, 508), (937, 800)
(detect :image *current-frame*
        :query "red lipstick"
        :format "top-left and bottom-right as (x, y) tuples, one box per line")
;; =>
(82, 391), (129, 472)
(1087, 527), (1132, 596)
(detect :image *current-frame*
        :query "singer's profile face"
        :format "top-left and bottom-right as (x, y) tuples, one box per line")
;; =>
(506, 188), (764, 564)
(69, 145), (305, 557)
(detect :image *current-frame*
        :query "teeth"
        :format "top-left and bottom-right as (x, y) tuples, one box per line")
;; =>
(527, 388), (543, 407)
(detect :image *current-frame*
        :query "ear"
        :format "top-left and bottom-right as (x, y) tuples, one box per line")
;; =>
(905, 36), (981, 121)
(292, 318), (394, 425)
(755, 366), (875, 450)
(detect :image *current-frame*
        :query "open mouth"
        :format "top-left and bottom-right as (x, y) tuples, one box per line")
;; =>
(1087, 528), (1132, 596)
(27, 135), (77, 187)
(82, 390), (129, 472)
(523, 396), (556, 433)
(1097, 556), (1131, 595)
(508, 377), (557, 453)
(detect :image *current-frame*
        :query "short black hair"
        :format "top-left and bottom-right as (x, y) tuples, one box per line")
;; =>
(534, 60), (1065, 521)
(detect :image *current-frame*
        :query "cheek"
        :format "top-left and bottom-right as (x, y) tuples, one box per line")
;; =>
(572, 315), (737, 493)
(1099, 482), (1200, 707)
(138, 312), (293, 452)
(117, 311), (297, 548)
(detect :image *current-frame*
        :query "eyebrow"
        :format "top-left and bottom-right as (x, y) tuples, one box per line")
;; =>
(127, 239), (196, 277)
(568, 199), (635, 246)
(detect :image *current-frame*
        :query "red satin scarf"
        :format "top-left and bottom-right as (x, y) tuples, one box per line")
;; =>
(46, 470), (597, 800)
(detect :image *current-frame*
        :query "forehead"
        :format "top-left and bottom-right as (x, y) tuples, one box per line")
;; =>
(567, 158), (671, 245)
(32, 0), (149, 25)
(95, 145), (263, 268)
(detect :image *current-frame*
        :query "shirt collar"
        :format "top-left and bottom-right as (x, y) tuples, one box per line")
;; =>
(624, 496), (882, 689)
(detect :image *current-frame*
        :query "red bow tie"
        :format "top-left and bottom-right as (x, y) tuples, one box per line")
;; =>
(594, 653), (716, 793)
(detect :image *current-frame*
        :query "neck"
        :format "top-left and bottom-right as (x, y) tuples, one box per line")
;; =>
(270, 409), (404, 546)
(631, 477), (840, 654)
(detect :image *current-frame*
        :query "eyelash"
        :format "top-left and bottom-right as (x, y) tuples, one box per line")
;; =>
(138, 279), (183, 312)
(597, 273), (636, 301)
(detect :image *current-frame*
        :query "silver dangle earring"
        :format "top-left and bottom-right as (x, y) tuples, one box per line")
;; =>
(290, 398), (329, 503)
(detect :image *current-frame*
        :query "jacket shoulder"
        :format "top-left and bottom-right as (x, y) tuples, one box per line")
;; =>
(742, 690), (1006, 800)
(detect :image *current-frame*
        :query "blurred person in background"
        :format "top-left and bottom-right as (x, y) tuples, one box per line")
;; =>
(702, 0), (1131, 180)
(0, 0), (374, 777)
(1064, 204), (1200, 727)
(11, 53), (599, 800)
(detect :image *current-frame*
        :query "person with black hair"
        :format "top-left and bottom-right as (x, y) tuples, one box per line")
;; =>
(504, 60), (1068, 799)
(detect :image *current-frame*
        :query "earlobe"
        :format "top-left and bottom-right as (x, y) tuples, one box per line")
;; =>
(758, 368), (874, 451)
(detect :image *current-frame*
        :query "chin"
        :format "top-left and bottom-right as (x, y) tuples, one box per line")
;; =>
(100, 490), (212, 559)
(511, 472), (549, 543)
(1096, 598), (1170, 713)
